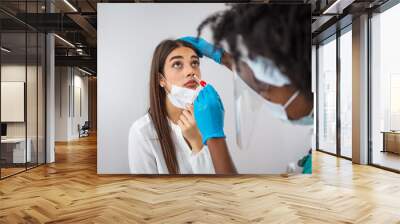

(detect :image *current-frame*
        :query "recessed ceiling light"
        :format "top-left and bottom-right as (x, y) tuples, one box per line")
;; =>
(54, 34), (75, 48)
(63, 0), (78, 12)
(323, 0), (354, 15)
(1, 47), (11, 53)
(78, 67), (93, 76)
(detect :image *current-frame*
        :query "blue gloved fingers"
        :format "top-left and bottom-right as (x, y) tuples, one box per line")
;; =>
(204, 84), (224, 112)
(203, 85), (218, 101)
(179, 36), (204, 57)
(179, 36), (199, 43)
(194, 85), (206, 106)
(193, 84), (226, 145)
(218, 95), (225, 113)
(178, 36), (223, 64)
(179, 36), (203, 57)
(203, 85), (225, 143)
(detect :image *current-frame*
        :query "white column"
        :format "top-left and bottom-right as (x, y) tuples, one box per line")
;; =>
(311, 45), (317, 150)
(46, 32), (55, 163)
(45, 0), (56, 163)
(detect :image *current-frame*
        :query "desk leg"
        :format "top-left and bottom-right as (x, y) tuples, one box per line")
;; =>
(382, 133), (386, 153)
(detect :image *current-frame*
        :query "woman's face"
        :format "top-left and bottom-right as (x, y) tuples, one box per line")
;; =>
(160, 46), (201, 91)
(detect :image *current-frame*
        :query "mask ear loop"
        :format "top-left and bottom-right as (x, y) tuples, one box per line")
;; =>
(283, 90), (300, 109)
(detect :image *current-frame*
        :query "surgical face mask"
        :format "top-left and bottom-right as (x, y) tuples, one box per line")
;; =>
(166, 84), (200, 109)
(236, 37), (314, 126)
(290, 109), (314, 126)
(264, 90), (299, 121)
(233, 55), (313, 126)
(264, 90), (313, 126)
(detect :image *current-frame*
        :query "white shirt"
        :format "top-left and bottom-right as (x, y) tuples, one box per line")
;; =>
(128, 113), (215, 174)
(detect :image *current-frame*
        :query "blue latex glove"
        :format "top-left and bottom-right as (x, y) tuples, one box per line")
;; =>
(179, 36), (224, 64)
(298, 152), (312, 174)
(193, 84), (226, 145)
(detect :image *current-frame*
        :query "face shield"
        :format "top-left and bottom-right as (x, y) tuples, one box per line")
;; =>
(232, 53), (313, 174)
(233, 57), (292, 150)
(233, 56), (314, 138)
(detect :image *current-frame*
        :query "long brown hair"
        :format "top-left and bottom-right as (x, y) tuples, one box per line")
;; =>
(148, 39), (198, 174)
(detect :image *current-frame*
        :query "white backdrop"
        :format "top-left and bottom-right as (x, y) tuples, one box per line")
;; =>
(97, 3), (313, 174)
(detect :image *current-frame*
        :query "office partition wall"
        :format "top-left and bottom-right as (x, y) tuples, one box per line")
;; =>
(0, 1), (47, 179)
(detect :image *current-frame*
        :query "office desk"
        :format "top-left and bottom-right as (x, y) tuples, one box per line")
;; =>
(1, 138), (32, 164)
(381, 131), (400, 155)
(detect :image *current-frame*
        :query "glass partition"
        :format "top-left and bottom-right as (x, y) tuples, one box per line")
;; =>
(0, 1), (46, 179)
(1, 30), (28, 177)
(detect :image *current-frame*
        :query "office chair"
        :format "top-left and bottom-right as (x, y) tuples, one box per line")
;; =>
(79, 121), (90, 138)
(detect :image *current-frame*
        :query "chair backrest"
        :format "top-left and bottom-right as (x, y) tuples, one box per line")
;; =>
(82, 121), (90, 129)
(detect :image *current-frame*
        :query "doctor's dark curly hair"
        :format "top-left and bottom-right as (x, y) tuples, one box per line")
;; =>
(197, 4), (312, 100)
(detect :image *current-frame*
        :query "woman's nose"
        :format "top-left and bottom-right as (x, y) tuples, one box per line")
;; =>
(186, 72), (195, 78)
(184, 66), (196, 77)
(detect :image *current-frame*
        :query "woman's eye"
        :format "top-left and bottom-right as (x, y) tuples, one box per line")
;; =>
(172, 62), (182, 69)
(191, 60), (200, 67)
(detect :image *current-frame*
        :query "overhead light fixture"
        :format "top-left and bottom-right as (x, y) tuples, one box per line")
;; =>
(78, 67), (93, 76)
(1, 47), (11, 53)
(323, 0), (354, 15)
(54, 34), (75, 48)
(76, 48), (86, 56)
(63, 0), (78, 12)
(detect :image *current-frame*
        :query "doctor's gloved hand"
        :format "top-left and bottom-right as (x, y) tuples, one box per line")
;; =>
(193, 84), (226, 145)
(179, 36), (224, 64)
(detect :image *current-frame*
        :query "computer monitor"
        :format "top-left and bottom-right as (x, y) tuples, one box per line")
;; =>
(1, 123), (7, 137)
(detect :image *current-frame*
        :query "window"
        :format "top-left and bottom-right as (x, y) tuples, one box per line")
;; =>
(370, 2), (400, 171)
(339, 28), (352, 158)
(318, 36), (337, 155)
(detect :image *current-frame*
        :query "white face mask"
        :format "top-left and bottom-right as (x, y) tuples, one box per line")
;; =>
(166, 84), (200, 109)
(263, 90), (313, 126)
(236, 54), (314, 126)
(233, 64), (313, 126)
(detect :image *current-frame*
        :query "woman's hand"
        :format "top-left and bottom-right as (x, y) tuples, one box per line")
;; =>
(177, 105), (203, 153)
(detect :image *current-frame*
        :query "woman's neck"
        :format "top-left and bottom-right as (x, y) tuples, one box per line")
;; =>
(165, 97), (183, 124)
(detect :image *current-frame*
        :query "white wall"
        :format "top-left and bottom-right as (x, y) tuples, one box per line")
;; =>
(1, 65), (40, 138)
(55, 67), (89, 141)
(98, 3), (313, 174)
